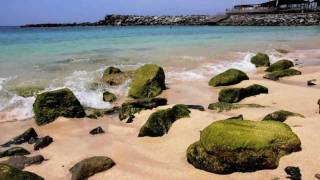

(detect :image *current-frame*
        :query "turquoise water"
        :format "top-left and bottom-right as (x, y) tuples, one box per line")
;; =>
(0, 26), (319, 122)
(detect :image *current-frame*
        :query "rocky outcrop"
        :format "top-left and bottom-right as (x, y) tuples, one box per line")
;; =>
(0, 147), (30, 158)
(187, 119), (301, 174)
(138, 105), (190, 137)
(263, 110), (304, 122)
(219, 13), (320, 26)
(209, 69), (249, 87)
(1, 155), (45, 170)
(69, 156), (115, 180)
(208, 102), (265, 112)
(33, 88), (86, 126)
(102, 67), (134, 86)
(0, 163), (44, 180)
(264, 69), (302, 81)
(266, 60), (294, 72)
(251, 53), (270, 67)
(119, 98), (168, 121)
(218, 84), (268, 103)
(129, 64), (166, 99)
(1, 128), (38, 147)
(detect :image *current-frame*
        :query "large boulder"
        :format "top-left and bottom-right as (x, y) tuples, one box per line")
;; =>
(209, 69), (249, 87)
(128, 64), (166, 99)
(218, 84), (268, 103)
(119, 98), (167, 121)
(102, 67), (134, 85)
(251, 53), (270, 67)
(264, 69), (302, 81)
(33, 88), (86, 126)
(1, 128), (38, 147)
(187, 119), (301, 174)
(0, 147), (30, 158)
(69, 156), (115, 180)
(0, 163), (44, 180)
(263, 110), (304, 122)
(208, 102), (265, 112)
(266, 60), (294, 72)
(1, 155), (44, 170)
(138, 105), (190, 137)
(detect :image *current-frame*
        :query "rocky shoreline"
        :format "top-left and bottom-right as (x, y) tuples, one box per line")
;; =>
(21, 12), (320, 27)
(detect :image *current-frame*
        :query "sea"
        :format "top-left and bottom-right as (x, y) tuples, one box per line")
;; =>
(0, 26), (320, 122)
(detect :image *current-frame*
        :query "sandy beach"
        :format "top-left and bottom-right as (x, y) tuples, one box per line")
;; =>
(1, 58), (319, 179)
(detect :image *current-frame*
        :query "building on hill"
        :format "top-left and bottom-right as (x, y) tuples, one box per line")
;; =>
(227, 0), (319, 14)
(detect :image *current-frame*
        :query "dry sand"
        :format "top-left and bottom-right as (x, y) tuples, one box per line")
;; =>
(1, 65), (320, 180)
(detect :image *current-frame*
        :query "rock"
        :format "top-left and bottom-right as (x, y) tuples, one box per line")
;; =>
(186, 105), (205, 111)
(266, 60), (294, 72)
(138, 104), (190, 137)
(263, 110), (304, 122)
(10, 86), (45, 98)
(90, 127), (105, 135)
(307, 79), (317, 86)
(0, 147), (30, 158)
(28, 137), (38, 144)
(208, 102), (265, 112)
(1, 155), (44, 170)
(315, 173), (320, 180)
(0, 163), (44, 180)
(187, 120), (301, 174)
(251, 53), (270, 67)
(103, 91), (117, 102)
(33, 88), (86, 126)
(218, 84), (268, 103)
(86, 109), (105, 119)
(226, 114), (243, 120)
(1, 128), (38, 147)
(318, 99), (320, 114)
(126, 115), (135, 123)
(69, 156), (115, 180)
(285, 166), (301, 180)
(264, 69), (302, 81)
(209, 69), (249, 87)
(34, 136), (53, 150)
(119, 98), (167, 120)
(102, 67), (134, 85)
(128, 64), (166, 98)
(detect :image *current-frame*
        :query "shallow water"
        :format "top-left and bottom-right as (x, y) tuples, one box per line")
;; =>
(0, 26), (320, 121)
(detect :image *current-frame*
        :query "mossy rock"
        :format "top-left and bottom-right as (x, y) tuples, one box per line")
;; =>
(102, 67), (134, 86)
(33, 88), (86, 126)
(103, 91), (116, 102)
(187, 120), (301, 174)
(1, 128), (38, 147)
(69, 156), (115, 180)
(264, 69), (302, 81)
(209, 69), (249, 87)
(266, 60), (294, 72)
(0, 147), (30, 158)
(119, 98), (167, 121)
(0, 163), (44, 180)
(251, 53), (270, 67)
(208, 102), (265, 112)
(129, 64), (166, 99)
(10, 86), (45, 98)
(218, 84), (268, 103)
(138, 105), (190, 137)
(86, 110), (103, 119)
(263, 110), (304, 122)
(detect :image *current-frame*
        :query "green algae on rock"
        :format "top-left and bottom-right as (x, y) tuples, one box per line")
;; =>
(102, 66), (134, 85)
(33, 88), (86, 126)
(187, 119), (301, 174)
(0, 163), (44, 180)
(263, 110), (304, 122)
(119, 98), (167, 121)
(69, 156), (115, 180)
(251, 53), (270, 67)
(209, 69), (249, 87)
(129, 64), (166, 99)
(264, 69), (302, 81)
(266, 60), (294, 72)
(10, 86), (45, 98)
(208, 102), (265, 112)
(102, 91), (117, 102)
(138, 104), (190, 137)
(218, 84), (268, 103)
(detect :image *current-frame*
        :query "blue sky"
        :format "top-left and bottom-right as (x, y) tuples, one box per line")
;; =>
(0, 0), (263, 26)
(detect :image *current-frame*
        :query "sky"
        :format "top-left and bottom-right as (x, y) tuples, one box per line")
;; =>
(0, 0), (263, 26)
